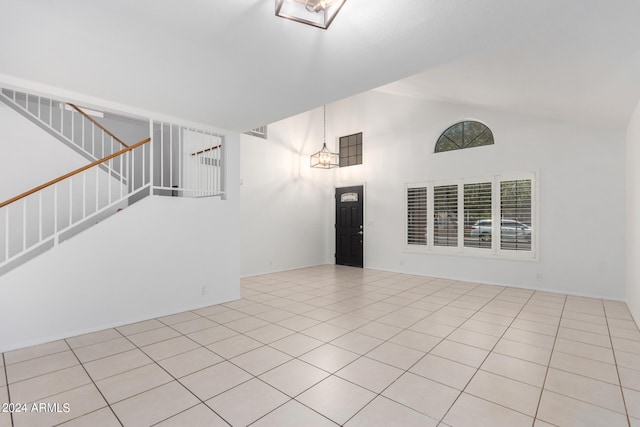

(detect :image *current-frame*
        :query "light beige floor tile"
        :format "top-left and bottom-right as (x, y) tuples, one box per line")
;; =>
(532, 420), (557, 427)
(336, 356), (403, 393)
(206, 309), (248, 324)
(66, 329), (121, 349)
(0, 386), (7, 404)
(382, 372), (459, 420)
(466, 370), (540, 416)
(365, 342), (424, 370)
(431, 340), (489, 368)
(608, 318), (640, 331)
(6, 350), (78, 384)
(345, 396), (437, 427)
(410, 354), (476, 390)
(259, 359), (329, 397)
(73, 337), (136, 363)
(517, 310), (561, 327)
(545, 368), (626, 413)
(155, 404), (228, 427)
(0, 413), (10, 427)
(388, 330), (441, 353)
(187, 325), (238, 346)
(0, 370), (5, 388)
(222, 316), (270, 333)
(632, 416), (640, 427)
(12, 383), (107, 427)
(96, 363), (173, 404)
(408, 319), (456, 338)
(325, 314), (371, 331)
(331, 331), (384, 355)
(625, 387), (640, 419)
(470, 312), (513, 326)
(303, 323), (351, 342)
(111, 381), (198, 426)
(4, 340), (69, 365)
(562, 310), (607, 325)
(613, 337), (640, 355)
(493, 339), (551, 365)
(206, 334), (263, 359)
(354, 321), (402, 341)
(558, 327), (612, 348)
(615, 349), (640, 371)
(480, 352), (547, 387)
(610, 326), (640, 341)
(560, 318), (609, 335)
(127, 327), (181, 348)
(192, 304), (231, 317)
(427, 312), (468, 328)
(158, 311), (202, 325)
(245, 324), (295, 344)
(180, 361), (252, 400)
(620, 366), (640, 391)
(83, 349), (152, 381)
(459, 319), (508, 337)
(502, 328), (555, 349)
(206, 378), (289, 426)
(537, 390), (628, 427)
(443, 392), (533, 427)
(170, 317), (217, 334)
(251, 400), (338, 427)
(297, 376), (376, 425)
(230, 345), (291, 375)
(116, 319), (165, 336)
(299, 344), (360, 373)
(276, 315), (321, 332)
(550, 351), (619, 384)
(254, 308), (296, 323)
(376, 312), (421, 329)
(58, 407), (121, 427)
(304, 308), (343, 322)
(270, 333), (324, 357)
(158, 347), (223, 378)
(142, 336), (200, 361)
(447, 328), (499, 351)
(9, 365), (91, 403)
(236, 303), (274, 315)
(554, 338), (615, 364)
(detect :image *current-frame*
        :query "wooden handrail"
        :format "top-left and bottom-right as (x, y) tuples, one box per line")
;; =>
(191, 145), (221, 156)
(0, 137), (150, 209)
(67, 103), (129, 148)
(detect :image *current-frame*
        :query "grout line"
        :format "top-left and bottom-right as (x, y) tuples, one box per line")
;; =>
(602, 300), (632, 427)
(2, 353), (15, 427)
(532, 294), (567, 424)
(64, 339), (124, 427)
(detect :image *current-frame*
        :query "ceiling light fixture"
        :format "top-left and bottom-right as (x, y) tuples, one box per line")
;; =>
(310, 106), (339, 169)
(275, 0), (346, 30)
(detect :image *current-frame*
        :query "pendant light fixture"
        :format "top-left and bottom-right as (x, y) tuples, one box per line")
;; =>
(275, 0), (347, 30)
(310, 106), (339, 169)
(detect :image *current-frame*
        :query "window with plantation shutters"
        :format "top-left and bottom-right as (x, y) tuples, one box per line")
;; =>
(433, 185), (458, 247)
(407, 186), (427, 246)
(405, 174), (535, 259)
(464, 182), (492, 249)
(500, 179), (532, 251)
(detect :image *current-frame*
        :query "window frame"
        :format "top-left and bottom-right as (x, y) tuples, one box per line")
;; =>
(405, 172), (537, 260)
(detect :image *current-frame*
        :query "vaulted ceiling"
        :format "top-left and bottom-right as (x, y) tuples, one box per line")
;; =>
(1, 0), (639, 131)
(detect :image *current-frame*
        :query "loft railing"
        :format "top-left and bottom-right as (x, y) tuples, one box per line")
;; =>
(0, 138), (151, 271)
(153, 121), (225, 198)
(0, 89), (128, 162)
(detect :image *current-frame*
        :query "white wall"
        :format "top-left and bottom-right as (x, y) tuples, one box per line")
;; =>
(242, 90), (627, 300)
(626, 100), (640, 324)
(0, 133), (241, 352)
(240, 109), (334, 277)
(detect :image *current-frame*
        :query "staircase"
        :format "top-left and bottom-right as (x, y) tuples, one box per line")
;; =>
(0, 88), (225, 276)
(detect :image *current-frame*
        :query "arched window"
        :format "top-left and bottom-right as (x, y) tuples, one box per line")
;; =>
(435, 121), (494, 153)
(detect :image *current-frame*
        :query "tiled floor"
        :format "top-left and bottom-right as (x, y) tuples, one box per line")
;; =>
(2, 265), (640, 426)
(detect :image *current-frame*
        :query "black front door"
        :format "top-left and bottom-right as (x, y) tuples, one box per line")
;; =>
(335, 186), (364, 268)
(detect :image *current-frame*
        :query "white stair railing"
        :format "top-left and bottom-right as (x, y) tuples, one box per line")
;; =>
(0, 138), (150, 272)
(0, 88), (128, 164)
